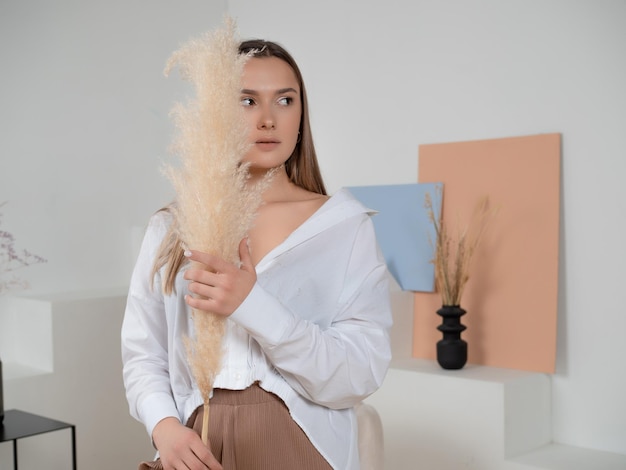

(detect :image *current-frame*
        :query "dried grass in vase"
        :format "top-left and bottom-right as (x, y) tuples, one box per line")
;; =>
(163, 18), (270, 444)
(425, 187), (494, 307)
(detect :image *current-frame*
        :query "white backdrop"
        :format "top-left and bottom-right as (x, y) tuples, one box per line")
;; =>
(0, 0), (226, 294)
(1, 0), (624, 460)
(228, 0), (626, 456)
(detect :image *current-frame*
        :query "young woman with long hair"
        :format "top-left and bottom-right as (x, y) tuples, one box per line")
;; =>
(122, 39), (392, 470)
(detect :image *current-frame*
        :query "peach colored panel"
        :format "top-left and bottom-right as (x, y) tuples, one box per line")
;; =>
(413, 134), (560, 373)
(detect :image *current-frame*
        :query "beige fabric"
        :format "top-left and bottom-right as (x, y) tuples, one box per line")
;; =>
(139, 389), (385, 470)
(139, 383), (331, 470)
(355, 402), (385, 470)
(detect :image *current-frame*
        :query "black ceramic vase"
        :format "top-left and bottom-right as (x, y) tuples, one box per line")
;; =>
(436, 305), (468, 370)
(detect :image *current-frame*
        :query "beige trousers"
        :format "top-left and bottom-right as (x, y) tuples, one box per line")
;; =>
(139, 383), (332, 470)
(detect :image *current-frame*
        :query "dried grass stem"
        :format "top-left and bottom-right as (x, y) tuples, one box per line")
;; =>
(426, 188), (494, 306)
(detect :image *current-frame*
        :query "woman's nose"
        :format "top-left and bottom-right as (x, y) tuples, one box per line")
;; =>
(258, 109), (275, 129)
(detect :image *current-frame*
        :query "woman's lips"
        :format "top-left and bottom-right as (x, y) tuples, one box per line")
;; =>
(255, 140), (280, 151)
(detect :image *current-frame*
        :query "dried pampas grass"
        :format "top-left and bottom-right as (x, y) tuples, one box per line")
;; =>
(425, 186), (495, 307)
(163, 17), (269, 444)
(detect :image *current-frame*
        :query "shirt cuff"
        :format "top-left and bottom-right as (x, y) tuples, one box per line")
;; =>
(230, 282), (295, 346)
(139, 391), (181, 438)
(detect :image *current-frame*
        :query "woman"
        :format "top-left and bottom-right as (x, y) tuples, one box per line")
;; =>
(122, 39), (392, 470)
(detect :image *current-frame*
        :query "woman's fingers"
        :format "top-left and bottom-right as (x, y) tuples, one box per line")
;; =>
(184, 249), (234, 274)
(153, 418), (223, 470)
(190, 441), (223, 470)
(182, 241), (256, 316)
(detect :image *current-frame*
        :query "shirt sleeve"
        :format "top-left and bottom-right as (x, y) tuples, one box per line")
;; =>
(121, 212), (181, 438)
(229, 215), (393, 409)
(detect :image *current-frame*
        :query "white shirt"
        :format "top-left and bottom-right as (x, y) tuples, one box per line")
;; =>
(121, 188), (393, 470)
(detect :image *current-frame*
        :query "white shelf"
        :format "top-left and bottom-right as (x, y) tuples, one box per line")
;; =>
(1, 291), (154, 468)
(366, 358), (626, 470)
(510, 443), (626, 470)
(367, 285), (626, 469)
(2, 361), (51, 380)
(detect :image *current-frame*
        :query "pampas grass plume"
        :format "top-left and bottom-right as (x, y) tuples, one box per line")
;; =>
(163, 17), (269, 443)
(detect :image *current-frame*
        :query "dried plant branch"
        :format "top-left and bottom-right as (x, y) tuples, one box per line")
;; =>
(163, 17), (270, 443)
(0, 201), (47, 295)
(425, 187), (495, 306)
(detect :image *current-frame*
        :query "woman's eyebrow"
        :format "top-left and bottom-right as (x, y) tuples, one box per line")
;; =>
(276, 87), (298, 94)
(240, 87), (298, 95)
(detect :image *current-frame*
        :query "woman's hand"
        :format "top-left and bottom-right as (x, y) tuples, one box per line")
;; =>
(152, 417), (222, 470)
(183, 238), (256, 316)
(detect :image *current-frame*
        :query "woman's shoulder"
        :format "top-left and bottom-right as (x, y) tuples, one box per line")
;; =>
(269, 185), (329, 220)
(292, 189), (329, 215)
(322, 188), (375, 216)
(149, 205), (175, 226)
(141, 206), (176, 244)
(290, 185), (328, 203)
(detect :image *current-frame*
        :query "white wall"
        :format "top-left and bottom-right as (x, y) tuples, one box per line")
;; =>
(1, 0), (625, 465)
(0, 0), (227, 294)
(228, 0), (626, 457)
(0, 0), (228, 467)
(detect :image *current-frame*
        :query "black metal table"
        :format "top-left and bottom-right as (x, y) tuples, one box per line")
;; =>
(0, 409), (76, 470)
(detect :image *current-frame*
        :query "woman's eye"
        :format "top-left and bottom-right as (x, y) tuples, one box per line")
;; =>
(241, 97), (255, 106)
(277, 97), (293, 106)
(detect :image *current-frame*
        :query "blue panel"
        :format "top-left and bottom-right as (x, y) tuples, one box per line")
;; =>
(346, 183), (442, 292)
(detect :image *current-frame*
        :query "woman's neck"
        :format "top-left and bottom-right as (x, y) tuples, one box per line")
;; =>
(248, 165), (297, 203)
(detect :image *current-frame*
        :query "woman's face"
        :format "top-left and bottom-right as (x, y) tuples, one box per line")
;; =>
(240, 57), (302, 171)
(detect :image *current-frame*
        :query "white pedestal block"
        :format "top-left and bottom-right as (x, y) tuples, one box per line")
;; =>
(367, 285), (626, 469)
(365, 358), (551, 470)
(0, 291), (155, 470)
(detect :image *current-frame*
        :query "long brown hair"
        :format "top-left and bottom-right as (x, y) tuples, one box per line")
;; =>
(239, 39), (326, 195)
(152, 40), (326, 294)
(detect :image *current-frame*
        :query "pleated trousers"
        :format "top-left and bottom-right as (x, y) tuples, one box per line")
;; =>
(139, 383), (333, 470)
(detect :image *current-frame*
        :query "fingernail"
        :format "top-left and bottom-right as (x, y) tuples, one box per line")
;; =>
(184, 250), (192, 257)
